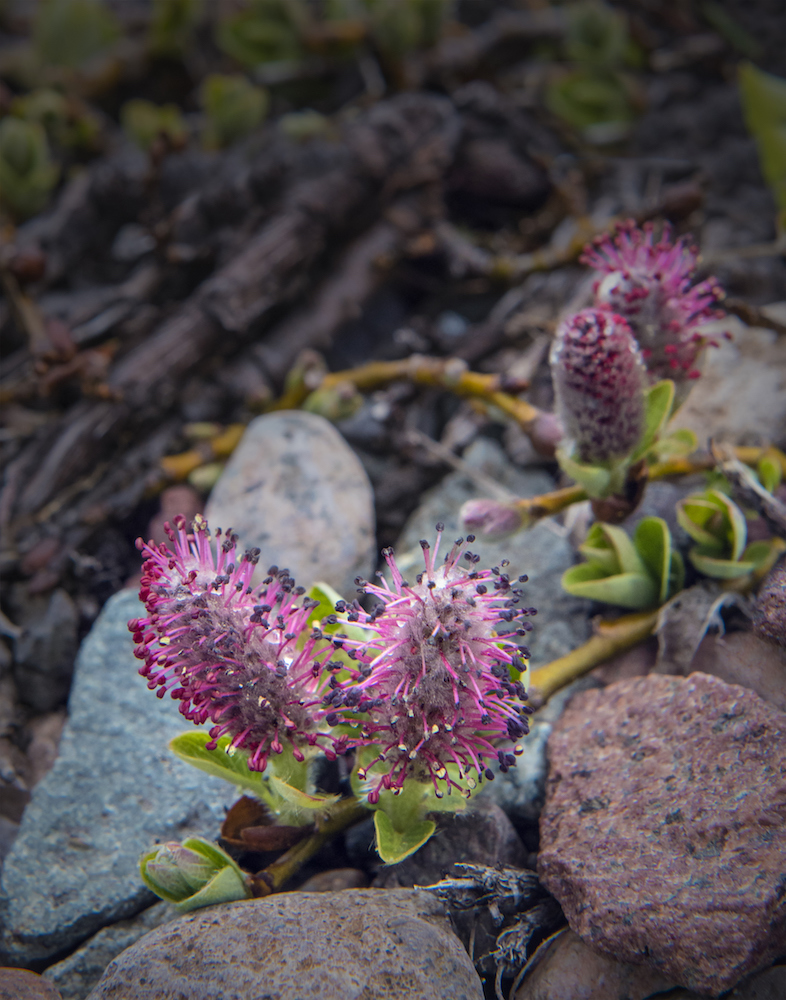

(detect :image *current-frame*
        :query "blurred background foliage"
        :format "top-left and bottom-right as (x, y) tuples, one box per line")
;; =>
(0, 0), (784, 224)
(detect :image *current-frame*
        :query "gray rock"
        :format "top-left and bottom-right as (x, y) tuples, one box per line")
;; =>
(395, 437), (592, 668)
(14, 589), (79, 712)
(671, 318), (786, 446)
(0, 589), (236, 966)
(43, 904), (175, 1000)
(205, 411), (375, 596)
(87, 889), (484, 1000)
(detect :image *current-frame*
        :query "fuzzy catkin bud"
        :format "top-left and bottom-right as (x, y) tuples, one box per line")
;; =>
(551, 307), (646, 465)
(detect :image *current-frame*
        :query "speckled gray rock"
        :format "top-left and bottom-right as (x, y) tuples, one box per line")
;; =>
(0, 589), (235, 966)
(205, 411), (375, 595)
(43, 904), (175, 1000)
(538, 673), (786, 996)
(87, 889), (484, 1000)
(395, 437), (592, 669)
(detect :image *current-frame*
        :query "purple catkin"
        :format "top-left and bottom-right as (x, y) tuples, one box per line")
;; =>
(327, 526), (534, 803)
(581, 220), (725, 382)
(129, 515), (340, 772)
(551, 307), (647, 464)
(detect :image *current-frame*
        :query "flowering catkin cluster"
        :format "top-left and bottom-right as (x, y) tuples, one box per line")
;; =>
(130, 515), (340, 772)
(324, 525), (535, 802)
(551, 307), (647, 465)
(130, 517), (533, 799)
(580, 220), (724, 382)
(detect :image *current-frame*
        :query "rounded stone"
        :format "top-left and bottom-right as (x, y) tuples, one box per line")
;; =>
(205, 411), (375, 596)
(87, 889), (484, 1000)
(538, 672), (786, 996)
(0, 968), (63, 1000)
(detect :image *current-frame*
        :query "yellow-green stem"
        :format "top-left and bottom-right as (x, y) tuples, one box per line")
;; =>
(530, 610), (659, 702)
(261, 796), (367, 892)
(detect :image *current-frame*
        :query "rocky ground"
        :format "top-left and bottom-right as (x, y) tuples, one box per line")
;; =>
(0, 1), (786, 998)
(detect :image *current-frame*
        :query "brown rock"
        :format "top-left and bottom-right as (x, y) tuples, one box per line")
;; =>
(689, 631), (786, 712)
(298, 868), (368, 892)
(538, 673), (786, 996)
(374, 798), (527, 889)
(753, 561), (786, 647)
(515, 930), (675, 1000)
(0, 967), (62, 999)
(667, 962), (786, 999)
(87, 889), (483, 1000)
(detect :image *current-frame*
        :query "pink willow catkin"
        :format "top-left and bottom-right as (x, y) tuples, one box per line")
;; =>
(130, 515), (342, 771)
(322, 525), (535, 802)
(130, 519), (534, 800)
(581, 220), (725, 382)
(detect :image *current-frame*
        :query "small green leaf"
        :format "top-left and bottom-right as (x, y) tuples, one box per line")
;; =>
(374, 810), (436, 865)
(739, 61), (786, 221)
(649, 428), (698, 460)
(175, 862), (249, 912)
(169, 731), (270, 798)
(676, 497), (727, 552)
(581, 522), (648, 576)
(268, 775), (339, 812)
(556, 448), (612, 498)
(688, 551), (756, 580)
(742, 538), (786, 579)
(711, 490), (748, 562)
(757, 455), (782, 494)
(668, 549), (685, 597)
(632, 380), (675, 459)
(562, 567), (659, 609)
(634, 517), (673, 604)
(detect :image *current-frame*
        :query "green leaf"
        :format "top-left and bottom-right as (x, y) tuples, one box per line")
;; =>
(373, 810), (436, 865)
(710, 490), (748, 562)
(739, 61), (786, 220)
(634, 517), (673, 604)
(561, 567), (659, 609)
(268, 775), (339, 812)
(649, 428), (698, 460)
(200, 73), (269, 149)
(169, 731), (270, 799)
(676, 497), (727, 552)
(742, 538), (786, 577)
(584, 522), (648, 576)
(668, 549), (685, 598)
(556, 448), (612, 498)
(631, 380), (675, 459)
(757, 455), (782, 494)
(688, 551), (756, 580)
(175, 862), (249, 912)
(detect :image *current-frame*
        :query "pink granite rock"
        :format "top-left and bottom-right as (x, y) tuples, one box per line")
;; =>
(538, 672), (786, 997)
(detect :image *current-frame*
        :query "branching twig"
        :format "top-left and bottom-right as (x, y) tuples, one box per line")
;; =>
(529, 610), (659, 702)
